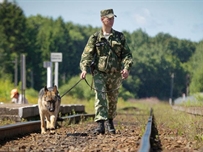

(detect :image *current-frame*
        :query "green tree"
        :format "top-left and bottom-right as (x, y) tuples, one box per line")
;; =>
(189, 41), (203, 93)
(64, 23), (99, 79)
(126, 30), (192, 99)
(25, 15), (45, 89)
(26, 15), (72, 89)
(0, 0), (27, 82)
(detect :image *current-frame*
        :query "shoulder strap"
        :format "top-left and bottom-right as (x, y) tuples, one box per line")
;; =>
(102, 37), (120, 59)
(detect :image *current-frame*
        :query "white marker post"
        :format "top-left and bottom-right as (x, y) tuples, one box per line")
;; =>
(43, 61), (52, 88)
(51, 53), (62, 87)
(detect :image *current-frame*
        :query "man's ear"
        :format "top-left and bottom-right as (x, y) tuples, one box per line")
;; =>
(101, 17), (104, 22)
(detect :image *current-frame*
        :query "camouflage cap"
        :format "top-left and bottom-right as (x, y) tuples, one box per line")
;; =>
(100, 9), (117, 18)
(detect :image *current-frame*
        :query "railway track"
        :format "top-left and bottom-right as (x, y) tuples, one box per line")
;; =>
(0, 107), (154, 152)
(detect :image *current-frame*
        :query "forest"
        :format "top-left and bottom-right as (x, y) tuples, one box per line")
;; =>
(1, 0), (203, 101)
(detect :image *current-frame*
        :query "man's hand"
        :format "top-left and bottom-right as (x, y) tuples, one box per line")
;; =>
(121, 69), (129, 79)
(80, 71), (87, 79)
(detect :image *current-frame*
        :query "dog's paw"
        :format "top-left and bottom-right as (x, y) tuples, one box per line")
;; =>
(50, 129), (55, 134)
(41, 128), (46, 134)
(41, 131), (46, 134)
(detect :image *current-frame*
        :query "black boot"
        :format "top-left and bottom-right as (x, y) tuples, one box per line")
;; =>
(106, 119), (116, 134)
(94, 120), (105, 135)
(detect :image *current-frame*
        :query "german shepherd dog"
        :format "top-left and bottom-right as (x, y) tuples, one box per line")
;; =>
(38, 85), (61, 134)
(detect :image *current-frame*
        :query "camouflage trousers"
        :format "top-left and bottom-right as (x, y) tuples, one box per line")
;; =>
(93, 70), (122, 122)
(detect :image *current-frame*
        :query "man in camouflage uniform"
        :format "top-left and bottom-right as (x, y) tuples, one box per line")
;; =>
(80, 8), (133, 134)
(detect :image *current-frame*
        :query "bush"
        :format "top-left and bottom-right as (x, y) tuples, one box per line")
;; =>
(0, 77), (14, 102)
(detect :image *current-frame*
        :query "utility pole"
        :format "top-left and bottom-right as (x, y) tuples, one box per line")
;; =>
(30, 69), (34, 88)
(14, 57), (18, 87)
(169, 73), (174, 105)
(186, 74), (190, 96)
(21, 54), (26, 104)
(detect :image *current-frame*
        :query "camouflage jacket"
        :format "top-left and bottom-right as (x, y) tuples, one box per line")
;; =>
(80, 29), (133, 73)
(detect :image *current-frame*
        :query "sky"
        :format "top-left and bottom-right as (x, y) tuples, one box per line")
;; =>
(2, 0), (203, 42)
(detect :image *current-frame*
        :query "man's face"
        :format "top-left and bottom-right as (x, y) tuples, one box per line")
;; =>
(102, 16), (114, 28)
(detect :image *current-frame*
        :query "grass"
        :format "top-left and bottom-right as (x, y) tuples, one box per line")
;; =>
(0, 119), (16, 126)
(181, 100), (203, 107)
(152, 101), (203, 149)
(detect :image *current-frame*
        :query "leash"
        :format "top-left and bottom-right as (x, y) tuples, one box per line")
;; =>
(60, 77), (122, 98)
(83, 78), (121, 93)
(60, 79), (83, 98)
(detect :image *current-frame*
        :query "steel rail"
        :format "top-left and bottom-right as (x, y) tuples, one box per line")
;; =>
(0, 113), (95, 141)
(138, 108), (153, 152)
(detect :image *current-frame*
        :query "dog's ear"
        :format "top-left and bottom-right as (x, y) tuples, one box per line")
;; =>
(53, 85), (58, 93)
(44, 86), (48, 92)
